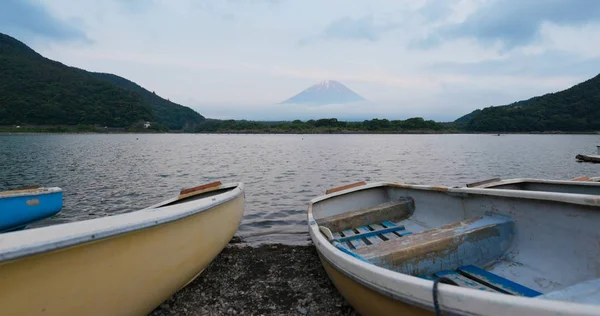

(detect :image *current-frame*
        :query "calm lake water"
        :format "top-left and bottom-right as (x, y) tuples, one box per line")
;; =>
(1, 134), (598, 244)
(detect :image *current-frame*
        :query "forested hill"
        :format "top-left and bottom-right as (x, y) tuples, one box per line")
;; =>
(90, 73), (204, 130)
(0, 33), (204, 129)
(456, 73), (600, 132)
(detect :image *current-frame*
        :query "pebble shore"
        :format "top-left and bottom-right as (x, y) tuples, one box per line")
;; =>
(150, 242), (359, 316)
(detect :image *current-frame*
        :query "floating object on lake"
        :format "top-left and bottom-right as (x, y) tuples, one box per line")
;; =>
(576, 154), (600, 163)
(0, 186), (62, 232)
(0, 181), (245, 316)
(465, 177), (600, 195)
(307, 181), (600, 315)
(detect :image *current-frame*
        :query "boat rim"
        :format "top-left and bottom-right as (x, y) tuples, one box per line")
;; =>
(309, 181), (600, 207)
(0, 182), (244, 263)
(468, 178), (600, 188)
(307, 181), (600, 315)
(0, 187), (62, 199)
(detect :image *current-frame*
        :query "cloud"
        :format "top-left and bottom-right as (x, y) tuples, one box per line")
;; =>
(115, 0), (155, 14)
(418, 0), (600, 50)
(300, 14), (401, 45)
(416, 0), (456, 22)
(24, 0), (600, 122)
(191, 2), (236, 21)
(0, 0), (89, 43)
(432, 50), (600, 78)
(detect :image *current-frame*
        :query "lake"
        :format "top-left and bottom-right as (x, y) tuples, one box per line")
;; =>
(1, 134), (598, 244)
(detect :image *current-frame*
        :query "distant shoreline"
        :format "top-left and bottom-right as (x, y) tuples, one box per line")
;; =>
(1, 130), (598, 135)
(2, 124), (599, 135)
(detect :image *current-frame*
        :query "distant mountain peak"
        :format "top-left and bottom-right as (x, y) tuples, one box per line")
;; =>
(282, 80), (366, 105)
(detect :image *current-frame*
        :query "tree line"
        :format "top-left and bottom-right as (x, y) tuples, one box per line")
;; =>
(194, 117), (449, 133)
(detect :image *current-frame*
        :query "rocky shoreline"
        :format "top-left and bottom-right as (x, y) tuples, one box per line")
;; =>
(150, 243), (358, 316)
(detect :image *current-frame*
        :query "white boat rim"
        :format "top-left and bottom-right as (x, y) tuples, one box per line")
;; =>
(0, 182), (243, 263)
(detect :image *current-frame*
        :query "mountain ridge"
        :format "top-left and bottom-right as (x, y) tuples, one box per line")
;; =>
(0, 32), (204, 129)
(455, 73), (600, 131)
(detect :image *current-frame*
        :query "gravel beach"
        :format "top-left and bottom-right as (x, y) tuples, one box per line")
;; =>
(150, 242), (359, 316)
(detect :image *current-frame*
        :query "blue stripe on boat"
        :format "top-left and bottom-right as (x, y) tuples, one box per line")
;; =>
(356, 226), (381, 245)
(337, 224), (406, 243)
(381, 221), (398, 227)
(331, 240), (370, 263)
(457, 265), (542, 297)
(434, 270), (499, 293)
(418, 274), (434, 280)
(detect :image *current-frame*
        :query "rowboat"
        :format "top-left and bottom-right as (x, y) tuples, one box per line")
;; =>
(0, 186), (63, 232)
(307, 181), (600, 315)
(576, 154), (600, 163)
(465, 177), (600, 195)
(0, 181), (245, 316)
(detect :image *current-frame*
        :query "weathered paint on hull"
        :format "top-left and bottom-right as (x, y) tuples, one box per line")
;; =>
(0, 190), (62, 232)
(318, 254), (433, 316)
(0, 195), (244, 316)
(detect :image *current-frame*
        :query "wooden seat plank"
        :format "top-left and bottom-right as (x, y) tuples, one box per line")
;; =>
(370, 223), (399, 241)
(434, 270), (499, 293)
(337, 224), (406, 243)
(457, 265), (542, 297)
(395, 230), (412, 237)
(317, 198), (415, 232)
(342, 229), (367, 249)
(356, 226), (381, 246)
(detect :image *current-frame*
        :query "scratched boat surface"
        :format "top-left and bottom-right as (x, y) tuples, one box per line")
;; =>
(0, 182), (245, 316)
(308, 182), (600, 316)
(465, 178), (600, 195)
(0, 187), (63, 232)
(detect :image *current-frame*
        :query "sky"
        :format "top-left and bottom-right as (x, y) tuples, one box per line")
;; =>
(2, 0), (600, 121)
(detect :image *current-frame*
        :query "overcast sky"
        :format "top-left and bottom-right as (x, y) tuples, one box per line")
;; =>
(2, 0), (600, 121)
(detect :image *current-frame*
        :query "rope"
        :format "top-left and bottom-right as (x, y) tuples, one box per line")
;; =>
(433, 276), (452, 316)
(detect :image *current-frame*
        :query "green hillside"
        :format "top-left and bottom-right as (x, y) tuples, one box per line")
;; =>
(457, 74), (600, 132)
(0, 33), (203, 129)
(91, 73), (204, 130)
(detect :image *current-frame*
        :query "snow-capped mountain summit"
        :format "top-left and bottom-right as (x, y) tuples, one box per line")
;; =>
(281, 80), (366, 105)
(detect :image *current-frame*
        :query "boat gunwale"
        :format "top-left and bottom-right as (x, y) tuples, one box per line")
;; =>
(309, 181), (600, 208)
(0, 182), (244, 263)
(307, 181), (600, 315)
(467, 178), (600, 189)
(0, 187), (62, 199)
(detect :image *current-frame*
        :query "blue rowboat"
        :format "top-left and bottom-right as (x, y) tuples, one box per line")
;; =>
(0, 186), (63, 232)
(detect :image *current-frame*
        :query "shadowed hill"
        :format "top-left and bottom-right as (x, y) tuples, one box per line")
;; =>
(0, 32), (204, 129)
(456, 74), (600, 132)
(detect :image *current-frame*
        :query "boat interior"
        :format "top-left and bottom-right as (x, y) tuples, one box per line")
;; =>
(469, 179), (600, 195)
(312, 184), (600, 304)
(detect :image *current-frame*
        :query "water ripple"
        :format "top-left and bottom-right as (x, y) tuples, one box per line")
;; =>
(1, 134), (598, 244)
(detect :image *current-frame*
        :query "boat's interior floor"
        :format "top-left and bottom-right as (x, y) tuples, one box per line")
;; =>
(321, 199), (600, 304)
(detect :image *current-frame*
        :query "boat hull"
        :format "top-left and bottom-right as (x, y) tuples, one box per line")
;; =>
(576, 154), (600, 163)
(308, 182), (600, 316)
(0, 193), (244, 316)
(466, 178), (600, 195)
(0, 189), (62, 232)
(318, 253), (432, 316)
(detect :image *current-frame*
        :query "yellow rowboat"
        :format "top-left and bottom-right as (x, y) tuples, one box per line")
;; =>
(0, 181), (245, 316)
(308, 181), (600, 316)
